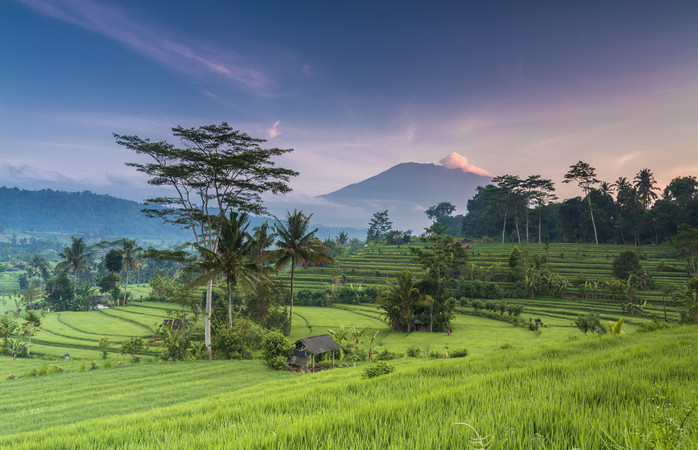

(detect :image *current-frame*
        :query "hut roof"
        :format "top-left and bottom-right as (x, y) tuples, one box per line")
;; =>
(295, 334), (340, 354)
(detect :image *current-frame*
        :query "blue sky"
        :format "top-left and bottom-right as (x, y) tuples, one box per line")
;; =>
(1, 0), (698, 227)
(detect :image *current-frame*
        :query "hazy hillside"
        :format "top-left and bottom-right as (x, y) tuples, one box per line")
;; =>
(0, 187), (364, 241)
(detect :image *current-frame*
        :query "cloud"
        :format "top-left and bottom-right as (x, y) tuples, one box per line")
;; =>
(439, 152), (493, 177)
(16, 0), (271, 93)
(267, 121), (281, 140)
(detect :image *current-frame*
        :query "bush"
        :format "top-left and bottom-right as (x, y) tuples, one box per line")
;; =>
(213, 317), (265, 360)
(374, 349), (403, 361)
(262, 331), (294, 370)
(120, 336), (144, 363)
(363, 361), (394, 379)
(449, 348), (469, 358)
(405, 346), (421, 358)
(98, 337), (110, 360)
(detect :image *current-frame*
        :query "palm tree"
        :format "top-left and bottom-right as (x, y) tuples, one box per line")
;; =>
(267, 210), (334, 336)
(376, 269), (420, 332)
(120, 239), (143, 307)
(634, 168), (659, 210)
(192, 212), (263, 328)
(27, 254), (51, 281)
(55, 237), (93, 300)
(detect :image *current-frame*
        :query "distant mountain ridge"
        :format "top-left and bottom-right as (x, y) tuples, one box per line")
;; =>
(318, 162), (491, 229)
(0, 187), (364, 241)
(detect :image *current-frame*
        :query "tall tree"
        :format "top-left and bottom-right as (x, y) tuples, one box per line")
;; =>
(563, 161), (600, 244)
(55, 237), (93, 300)
(527, 176), (557, 243)
(116, 122), (297, 359)
(366, 210), (393, 243)
(120, 239), (142, 307)
(634, 168), (659, 210)
(492, 175), (524, 243)
(267, 210), (333, 336)
(192, 212), (264, 329)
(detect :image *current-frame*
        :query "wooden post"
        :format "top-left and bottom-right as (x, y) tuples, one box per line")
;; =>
(311, 353), (315, 372)
(332, 350), (335, 368)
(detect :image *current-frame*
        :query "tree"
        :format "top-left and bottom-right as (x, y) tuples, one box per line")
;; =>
(492, 175), (524, 243)
(191, 212), (263, 329)
(563, 161), (600, 244)
(366, 210), (393, 243)
(116, 122), (298, 359)
(425, 202), (456, 222)
(526, 176), (557, 243)
(376, 269), (420, 332)
(267, 210), (333, 336)
(21, 311), (41, 356)
(104, 248), (123, 274)
(674, 277), (698, 324)
(612, 251), (642, 281)
(336, 231), (349, 247)
(27, 254), (51, 281)
(55, 236), (93, 300)
(120, 336), (145, 363)
(575, 312), (601, 337)
(674, 225), (698, 276)
(0, 316), (18, 352)
(119, 239), (142, 307)
(634, 168), (659, 210)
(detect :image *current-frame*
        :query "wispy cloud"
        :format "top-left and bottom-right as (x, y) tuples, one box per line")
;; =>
(267, 121), (281, 140)
(16, 0), (271, 93)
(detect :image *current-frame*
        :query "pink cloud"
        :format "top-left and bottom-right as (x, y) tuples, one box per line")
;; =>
(267, 121), (281, 140)
(439, 152), (493, 177)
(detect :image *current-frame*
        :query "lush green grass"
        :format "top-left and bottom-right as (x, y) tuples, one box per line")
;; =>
(0, 326), (695, 448)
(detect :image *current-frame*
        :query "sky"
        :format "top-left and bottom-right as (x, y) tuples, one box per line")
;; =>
(1, 0), (698, 228)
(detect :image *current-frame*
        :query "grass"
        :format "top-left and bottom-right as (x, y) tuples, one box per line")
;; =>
(0, 326), (695, 448)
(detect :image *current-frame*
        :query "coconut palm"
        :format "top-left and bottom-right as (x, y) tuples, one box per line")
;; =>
(191, 212), (264, 328)
(376, 269), (420, 332)
(55, 237), (93, 300)
(634, 168), (659, 210)
(119, 239), (143, 307)
(27, 254), (51, 281)
(267, 210), (334, 336)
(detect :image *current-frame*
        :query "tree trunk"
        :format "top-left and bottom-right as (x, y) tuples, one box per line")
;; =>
(501, 209), (508, 244)
(525, 209), (530, 244)
(587, 195), (599, 244)
(515, 217), (521, 243)
(123, 269), (129, 306)
(227, 278), (233, 329)
(538, 209), (542, 244)
(288, 260), (295, 337)
(205, 279), (213, 360)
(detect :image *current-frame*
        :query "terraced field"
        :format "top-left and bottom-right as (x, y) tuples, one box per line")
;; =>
(21, 302), (178, 361)
(1, 326), (695, 448)
(281, 242), (689, 304)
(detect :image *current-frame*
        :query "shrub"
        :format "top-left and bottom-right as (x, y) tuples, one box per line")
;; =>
(405, 346), (421, 358)
(449, 348), (469, 358)
(98, 337), (110, 360)
(363, 361), (394, 379)
(90, 361), (98, 370)
(374, 349), (403, 361)
(120, 336), (144, 363)
(213, 317), (265, 360)
(262, 331), (294, 370)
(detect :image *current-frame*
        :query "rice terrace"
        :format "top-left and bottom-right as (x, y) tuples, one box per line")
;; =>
(3, 1), (698, 449)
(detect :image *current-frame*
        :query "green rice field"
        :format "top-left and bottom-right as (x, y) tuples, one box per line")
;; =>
(0, 326), (695, 448)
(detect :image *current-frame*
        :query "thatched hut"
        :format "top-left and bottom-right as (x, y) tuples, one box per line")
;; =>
(290, 334), (340, 371)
